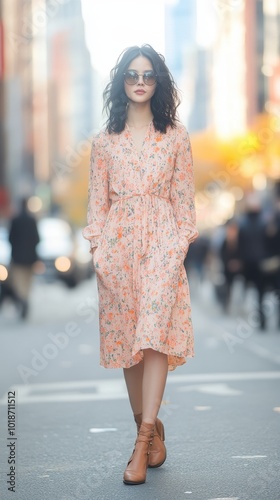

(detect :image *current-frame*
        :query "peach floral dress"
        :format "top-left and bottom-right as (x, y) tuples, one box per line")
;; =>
(83, 121), (198, 371)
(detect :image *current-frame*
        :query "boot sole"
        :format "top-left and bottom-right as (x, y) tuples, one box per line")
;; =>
(123, 479), (146, 485)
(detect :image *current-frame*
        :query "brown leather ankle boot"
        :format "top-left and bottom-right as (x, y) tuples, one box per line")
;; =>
(123, 422), (154, 485)
(148, 417), (166, 468)
(129, 413), (166, 468)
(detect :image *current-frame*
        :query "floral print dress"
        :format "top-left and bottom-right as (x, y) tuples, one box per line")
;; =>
(83, 121), (198, 371)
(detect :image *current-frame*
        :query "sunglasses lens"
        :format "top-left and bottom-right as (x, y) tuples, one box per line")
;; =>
(124, 71), (138, 85)
(143, 72), (156, 85)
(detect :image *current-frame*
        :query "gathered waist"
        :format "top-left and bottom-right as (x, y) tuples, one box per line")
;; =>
(110, 192), (170, 204)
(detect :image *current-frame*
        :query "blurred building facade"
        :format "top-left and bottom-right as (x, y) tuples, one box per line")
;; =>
(213, 0), (280, 137)
(165, 0), (280, 134)
(165, 0), (280, 230)
(0, 0), (92, 216)
(0, 0), (34, 215)
(0, 0), (6, 210)
(164, 0), (210, 131)
(262, 0), (280, 111)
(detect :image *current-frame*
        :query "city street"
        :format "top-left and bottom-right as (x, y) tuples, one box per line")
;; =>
(0, 275), (280, 500)
(1, 1), (280, 500)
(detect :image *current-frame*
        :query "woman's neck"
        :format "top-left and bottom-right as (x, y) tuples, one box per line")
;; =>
(126, 102), (153, 129)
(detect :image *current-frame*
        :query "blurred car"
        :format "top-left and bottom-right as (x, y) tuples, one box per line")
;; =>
(36, 217), (93, 287)
(0, 226), (20, 308)
(0, 226), (10, 283)
(0, 218), (94, 289)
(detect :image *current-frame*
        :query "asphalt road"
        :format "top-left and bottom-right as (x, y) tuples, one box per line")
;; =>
(0, 275), (279, 500)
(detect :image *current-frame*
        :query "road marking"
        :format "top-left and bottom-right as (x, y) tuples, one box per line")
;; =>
(0, 379), (128, 405)
(178, 383), (242, 396)
(168, 371), (280, 383)
(1, 371), (279, 405)
(232, 455), (267, 459)
(208, 498), (239, 500)
(194, 406), (212, 411)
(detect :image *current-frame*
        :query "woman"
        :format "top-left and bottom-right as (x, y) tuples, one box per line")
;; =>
(83, 44), (198, 485)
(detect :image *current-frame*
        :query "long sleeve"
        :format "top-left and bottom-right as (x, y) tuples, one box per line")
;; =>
(82, 134), (110, 251)
(170, 126), (199, 254)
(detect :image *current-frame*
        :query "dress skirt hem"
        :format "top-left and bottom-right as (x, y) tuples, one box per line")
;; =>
(100, 347), (195, 372)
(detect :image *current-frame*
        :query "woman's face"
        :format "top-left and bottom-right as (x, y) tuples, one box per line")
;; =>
(124, 56), (157, 105)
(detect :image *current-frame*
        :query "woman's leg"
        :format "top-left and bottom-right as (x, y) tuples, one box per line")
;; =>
(141, 348), (168, 424)
(123, 349), (168, 420)
(123, 360), (144, 416)
(123, 349), (168, 484)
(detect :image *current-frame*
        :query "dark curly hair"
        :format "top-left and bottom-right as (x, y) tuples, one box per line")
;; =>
(103, 44), (181, 134)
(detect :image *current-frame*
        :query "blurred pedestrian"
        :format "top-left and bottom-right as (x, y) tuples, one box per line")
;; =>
(219, 218), (242, 311)
(8, 198), (40, 319)
(185, 233), (210, 283)
(262, 194), (280, 328)
(238, 194), (266, 329)
(83, 44), (198, 485)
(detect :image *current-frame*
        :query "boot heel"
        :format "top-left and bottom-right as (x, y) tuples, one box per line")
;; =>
(148, 418), (166, 468)
(156, 418), (165, 441)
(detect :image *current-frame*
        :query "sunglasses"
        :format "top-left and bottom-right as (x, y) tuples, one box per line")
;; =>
(123, 70), (157, 86)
